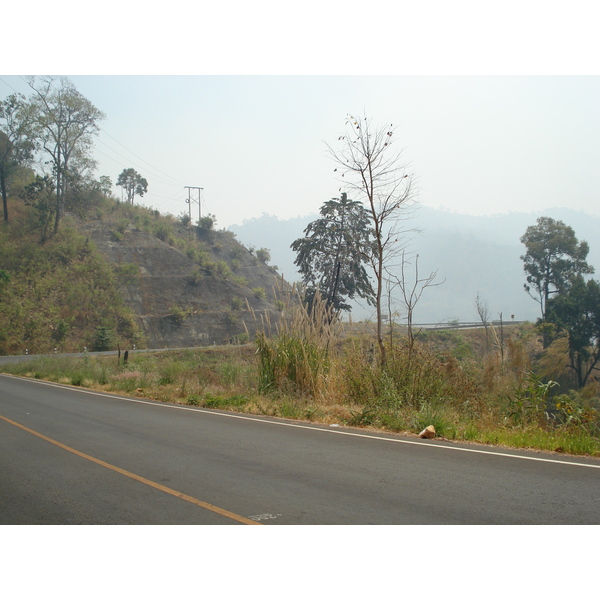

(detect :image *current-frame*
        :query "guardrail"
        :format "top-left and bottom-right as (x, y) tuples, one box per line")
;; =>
(411, 320), (528, 330)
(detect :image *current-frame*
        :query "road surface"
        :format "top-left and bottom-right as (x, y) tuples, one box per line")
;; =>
(1, 373), (599, 524)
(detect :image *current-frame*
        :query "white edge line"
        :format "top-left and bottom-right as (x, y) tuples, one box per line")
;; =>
(3, 373), (600, 470)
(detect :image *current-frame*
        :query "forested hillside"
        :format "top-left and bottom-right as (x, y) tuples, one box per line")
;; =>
(0, 197), (289, 354)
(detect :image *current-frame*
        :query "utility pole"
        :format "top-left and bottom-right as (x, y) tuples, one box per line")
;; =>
(184, 186), (203, 224)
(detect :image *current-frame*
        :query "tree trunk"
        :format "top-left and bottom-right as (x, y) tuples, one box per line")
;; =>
(375, 260), (386, 366)
(1, 171), (8, 222)
(54, 161), (62, 235)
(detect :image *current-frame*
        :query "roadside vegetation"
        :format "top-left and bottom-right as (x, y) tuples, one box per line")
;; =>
(3, 301), (599, 457)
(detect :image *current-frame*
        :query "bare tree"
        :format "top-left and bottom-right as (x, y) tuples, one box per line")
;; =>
(393, 252), (443, 354)
(328, 114), (416, 364)
(475, 292), (491, 349)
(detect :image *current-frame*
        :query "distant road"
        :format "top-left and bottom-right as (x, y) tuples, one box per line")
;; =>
(412, 320), (528, 330)
(0, 347), (197, 366)
(2, 374), (599, 524)
(0, 319), (528, 365)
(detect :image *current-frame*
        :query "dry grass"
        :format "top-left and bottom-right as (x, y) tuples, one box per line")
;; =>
(4, 317), (600, 457)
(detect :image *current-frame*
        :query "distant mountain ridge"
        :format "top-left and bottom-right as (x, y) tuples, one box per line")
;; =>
(229, 206), (600, 324)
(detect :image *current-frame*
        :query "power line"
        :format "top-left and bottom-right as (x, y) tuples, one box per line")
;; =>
(98, 128), (187, 187)
(10, 75), (189, 189)
(0, 77), (22, 94)
(95, 140), (186, 187)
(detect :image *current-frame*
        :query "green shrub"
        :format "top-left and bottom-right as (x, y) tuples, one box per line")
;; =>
(70, 373), (84, 386)
(231, 296), (244, 310)
(215, 260), (232, 279)
(347, 406), (378, 427)
(256, 248), (271, 263)
(52, 319), (70, 342)
(231, 275), (248, 287)
(154, 222), (174, 244)
(505, 371), (559, 426)
(188, 268), (203, 286)
(197, 215), (215, 231)
(187, 394), (201, 406)
(342, 340), (481, 415)
(409, 404), (453, 437)
(92, 326), (115, 351)
(170, 305), (188, 325)
(116, 219), (129, 234)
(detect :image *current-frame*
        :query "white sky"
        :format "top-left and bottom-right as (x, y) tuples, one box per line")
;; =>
(3, 3), (600, 230)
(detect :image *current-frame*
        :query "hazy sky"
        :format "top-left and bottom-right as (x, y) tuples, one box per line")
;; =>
(3, 4), (600, 229)
(2, 75), (599, 229)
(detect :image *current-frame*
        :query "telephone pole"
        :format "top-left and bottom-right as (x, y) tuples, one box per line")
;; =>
(184, 186), (203, 224)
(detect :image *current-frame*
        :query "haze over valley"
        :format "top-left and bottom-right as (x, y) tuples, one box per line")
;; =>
(230, 205), (600, 325)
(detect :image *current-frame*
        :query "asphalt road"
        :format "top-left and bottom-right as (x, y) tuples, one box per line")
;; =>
(1, 373), (599, 525)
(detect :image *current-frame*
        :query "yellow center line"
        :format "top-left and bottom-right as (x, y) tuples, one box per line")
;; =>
(0, 414), (261, 525)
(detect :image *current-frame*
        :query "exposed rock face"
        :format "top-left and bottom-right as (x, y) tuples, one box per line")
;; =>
(78, 218), (288, 348)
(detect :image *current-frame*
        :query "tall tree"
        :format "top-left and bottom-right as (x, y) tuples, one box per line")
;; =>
(327, 115), (415, 363)
(521, 216), (593, 320)
(116, 168), (148, 204)
(546, 275), (600, 388)
(97, 175), (113, 197)
(0, 93), (35, 222)
(24, 76), (105, 233)
(291, 192), (374, 312)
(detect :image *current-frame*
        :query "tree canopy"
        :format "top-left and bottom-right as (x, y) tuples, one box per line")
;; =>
(546, 275), (600, 388)
(116, 168), (148, 204)
(520, 216), (594, 320)
(291, 192), (375, 312)
(24, 76), (105, 233)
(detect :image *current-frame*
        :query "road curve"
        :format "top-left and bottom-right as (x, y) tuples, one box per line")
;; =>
(1, 374), (599, 524)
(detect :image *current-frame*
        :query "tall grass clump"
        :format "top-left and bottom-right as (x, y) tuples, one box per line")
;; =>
(343, 340), (482, 413)
(253, 287), (340, 397)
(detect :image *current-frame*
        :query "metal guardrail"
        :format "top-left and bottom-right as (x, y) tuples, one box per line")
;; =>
(411, 320), (528, 330)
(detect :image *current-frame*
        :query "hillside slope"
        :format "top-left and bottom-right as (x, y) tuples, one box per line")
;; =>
(75, 206), (287, 348)
(1, 199), (290, 354)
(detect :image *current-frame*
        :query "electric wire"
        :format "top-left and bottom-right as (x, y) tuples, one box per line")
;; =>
(99, 128), (187, 187)
(94, 140), (187, 187)
(10, 75), (191, 189)
(0, 77), (22, 94)
(2, 75), (200, 216)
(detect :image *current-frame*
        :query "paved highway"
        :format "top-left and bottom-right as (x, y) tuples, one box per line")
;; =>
(1, 373), (599, 524)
